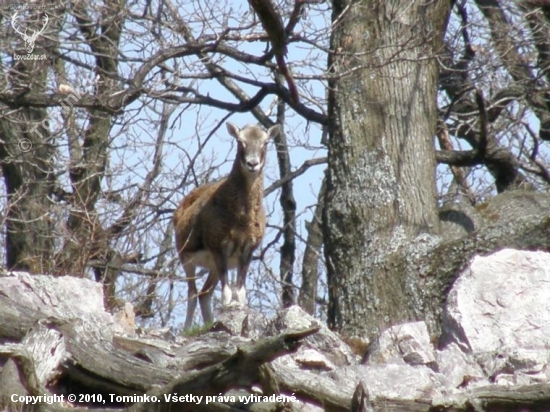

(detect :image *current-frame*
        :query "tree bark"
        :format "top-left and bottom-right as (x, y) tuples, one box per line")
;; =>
(54, 0), (125, 309)
(0, 9), (55, 273)
(298, 171), (326, 315)
(324, 0), (451, 338)
(274, 96), (296, 308)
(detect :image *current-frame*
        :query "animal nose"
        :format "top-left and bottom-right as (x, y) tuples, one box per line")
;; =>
(247, 160), (259, 169)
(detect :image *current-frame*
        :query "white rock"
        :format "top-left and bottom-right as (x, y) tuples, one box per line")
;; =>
(0, 272), (112, 327)
(113, 302), (135, 335)
(360, 364), (444, 400)
(475, 348), (550, 384)
(437, 343), (486, 388)
(443, 249), (550, 353)
(331, 364), (447, 402)
(295, 348), (336, 370)
(508, 348), (549, 373)
(368, 321), (436, 367)
(269, 305), (359, 366)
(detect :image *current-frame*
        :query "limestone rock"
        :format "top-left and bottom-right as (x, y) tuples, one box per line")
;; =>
(442, 249), (550, 354)
(330, 363), (447, 403)
(366, 321), (436, 368)
(268, 305), (359, 366)
(437, 343), (486, 388)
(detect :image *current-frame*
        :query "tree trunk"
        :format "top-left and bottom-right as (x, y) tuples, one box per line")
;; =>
(323, 0), (451, 338)
(274, 98), (296, 308)
(298, 171), (326, 315)
(0, 17), (55, 273)
(54, 0), (124, 308)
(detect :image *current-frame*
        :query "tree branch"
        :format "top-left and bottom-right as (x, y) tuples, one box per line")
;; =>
(265, 157), (327, 197)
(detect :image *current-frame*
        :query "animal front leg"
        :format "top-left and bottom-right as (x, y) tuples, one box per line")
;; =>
(199, 270), (219, 325)
(235, 245), (253, 304)
(214, 249), (232, 306)
(220, 269), (232, 306)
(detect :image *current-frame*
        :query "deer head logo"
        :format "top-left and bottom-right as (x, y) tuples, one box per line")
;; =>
(11, 11), (49, 54)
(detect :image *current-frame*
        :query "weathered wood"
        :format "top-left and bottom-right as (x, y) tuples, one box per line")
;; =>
(351, 382), (370, 412)
(135, 328), (319, 412)
(270, 360), (352, 412)
(470, 382), (550, 411)
(0, 273), (319, 411)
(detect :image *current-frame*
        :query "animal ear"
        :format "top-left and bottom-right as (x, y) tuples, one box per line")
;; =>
(266, 124), (281, 141)
(226, 122), (241, 139)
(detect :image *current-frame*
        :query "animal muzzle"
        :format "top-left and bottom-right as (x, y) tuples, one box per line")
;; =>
(244, 159), (262, 173)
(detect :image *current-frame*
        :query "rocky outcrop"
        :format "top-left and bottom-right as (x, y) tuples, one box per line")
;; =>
(1, 248), (549, 411)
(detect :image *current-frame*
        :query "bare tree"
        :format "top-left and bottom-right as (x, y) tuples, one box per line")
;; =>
(1, 0), (550, 410)
(0, 0), (548, 339)
(0, 0), (328, 324)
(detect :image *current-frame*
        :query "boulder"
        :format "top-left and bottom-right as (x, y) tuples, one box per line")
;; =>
(267, 305), (359, 366)
(442, 249), (550, 354)
(436, 343), (486, 388)
(366, 321), (436, 368)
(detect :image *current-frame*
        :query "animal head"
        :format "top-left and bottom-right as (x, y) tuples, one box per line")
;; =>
(227, 122), (280, 174)
(11, 11), (49, 54)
